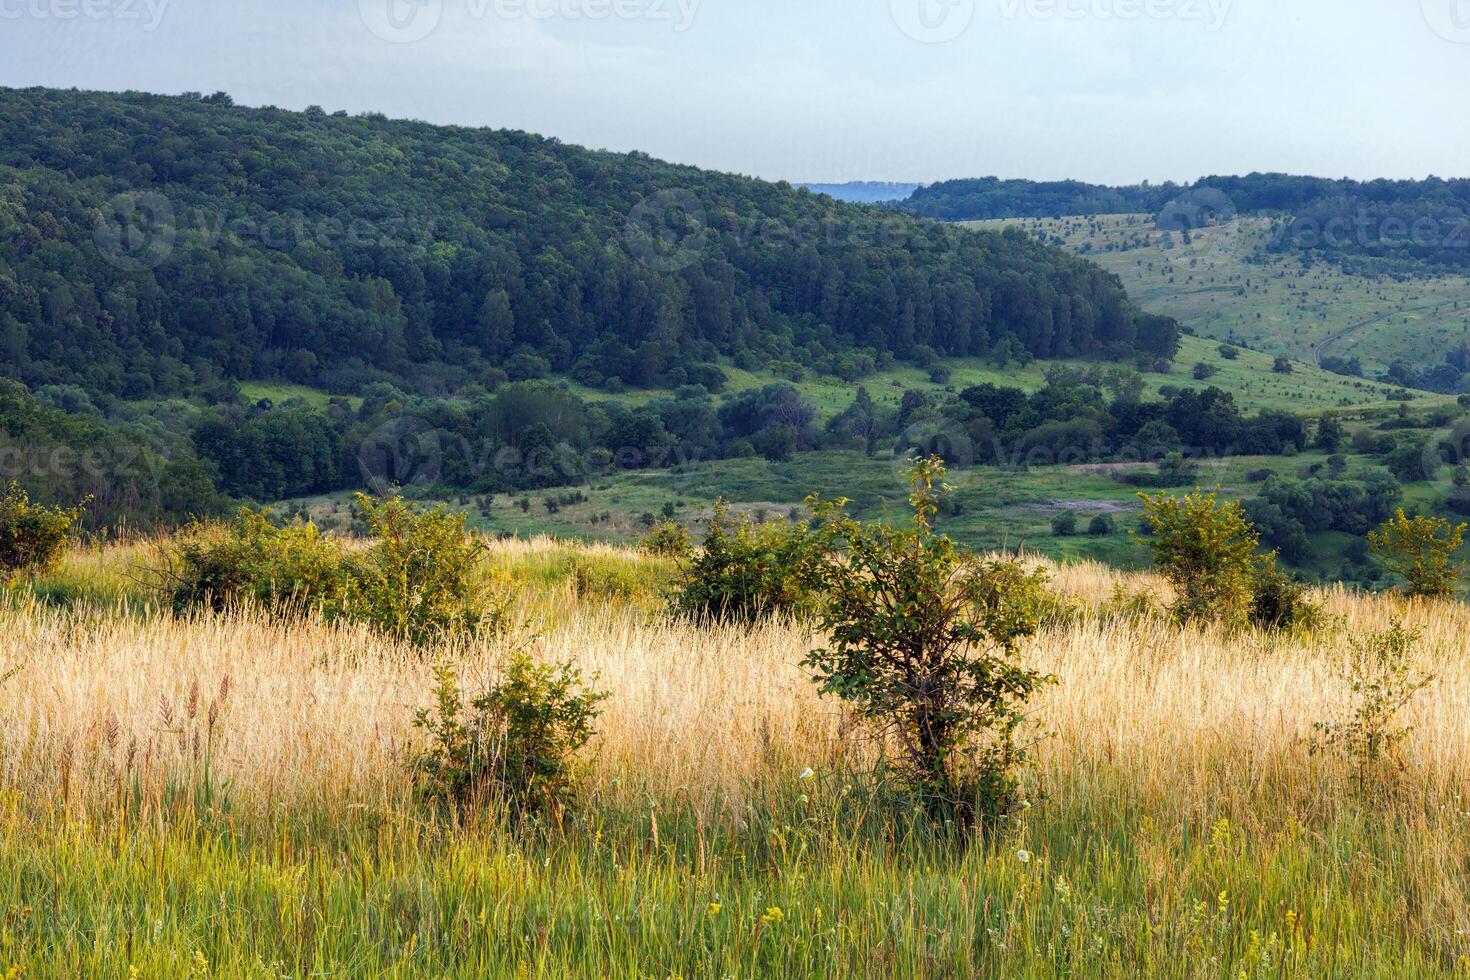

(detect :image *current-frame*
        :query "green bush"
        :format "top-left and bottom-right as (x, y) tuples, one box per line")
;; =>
(1087, 514), (1116, 537)
(1368, 509), (1467, 599)
(0, 484), (84, 582)
(412, 655), (607, 820)
(1050, 512), (1078, 537)
(1137, 490), (1259, 628)
(670, 502), (823, 624)
(348, 494), (501, 645)
(165, 508), (352, 616)
(166, 496), (505, 646)
(640, 519), (691, 559)
(1248, 553), (1323, 633)
(804, 456), (1054, 829)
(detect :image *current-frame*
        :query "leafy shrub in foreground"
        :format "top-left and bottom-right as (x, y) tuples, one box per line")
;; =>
(670, 502), (823, 624)
(804, 456), (1054, 829)
(0, 484), (84, 583)
(1248, 553), (1324, 634)
(640, 519), (692, 559)
(412, 655), (608, 820)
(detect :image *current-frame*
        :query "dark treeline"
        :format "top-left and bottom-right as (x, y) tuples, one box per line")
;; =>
(898, 173), (1470, 276)
(0, 86), (1177, 406)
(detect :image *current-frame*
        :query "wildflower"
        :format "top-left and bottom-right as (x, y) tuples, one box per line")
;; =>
(1016, 849), (1032, 864)
(707, 902), (722, 916)
(798, 768), (815, 781)
(1019, 799), (1032, 810)
(760, 906), (784, 924)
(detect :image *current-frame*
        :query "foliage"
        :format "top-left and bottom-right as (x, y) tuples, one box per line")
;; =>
(1137, 490), (1260, 628)
(1310, 622), (1433, 790)
(348, 494), (503, 645)
(412, 655), (607, 820)
(1248, 553), (1324, 633)
(803, 456), (1054, 828)
(0, 483), (84, 582)
(640, 520), (692, 559)
(165, 508), (352, 616)
(1087, 514), (1116, 537)
(669, 502), (824, 625)
(1368, 509), (1467, 599)
(1050, 511), (1078, 537)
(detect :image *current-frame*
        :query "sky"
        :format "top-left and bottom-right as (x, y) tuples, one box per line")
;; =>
(1, 0), (1468, 185)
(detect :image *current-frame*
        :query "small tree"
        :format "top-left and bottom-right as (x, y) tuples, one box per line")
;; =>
(349, 494), (499, 645)
(412, 655), (607, 820)
(1050, 511), (1078, 537)
(1310, 622), (1433, 791)
(1087, 514), (1116, 537)
(804, 457), (1053, 828)
(640, 519), (691, 559)
(1136, 490), (1259, 627)
(1368, 509), (1467, 599)
(0, 484), (84, 582)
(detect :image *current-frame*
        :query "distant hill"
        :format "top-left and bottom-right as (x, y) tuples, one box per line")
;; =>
(796, 181), (922, 204)
(901, 173), (1470, 276)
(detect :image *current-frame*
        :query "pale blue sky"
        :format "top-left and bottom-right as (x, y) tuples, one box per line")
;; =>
(1, 0), (1467, 184)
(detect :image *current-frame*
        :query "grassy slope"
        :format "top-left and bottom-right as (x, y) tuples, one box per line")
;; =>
(5, 541), (1470, 976)
(964, 214), (1470, 372)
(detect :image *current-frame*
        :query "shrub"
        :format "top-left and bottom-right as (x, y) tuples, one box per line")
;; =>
(1248, 553), (1323, 633)
(1192, 362), (1217, 381)
(1137, 490), (1259, 628)
(0, 484), (84, 582)
(1087, 514), (1116, 537)
(165, 508), (352, 616)
(348, 494), (501, 645)
(640, 519), (691, 559)
(1310, 622), (1433, 790)
(1368, 509), (1467, 599)
(670, 502), (823, 624)
(803, 456), (1054, 828)
(1051, 511), (1078, 537)
(412, 655), (607, 820)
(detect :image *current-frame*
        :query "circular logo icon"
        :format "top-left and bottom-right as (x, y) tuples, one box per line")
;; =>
(93, 192), (175, 273)
(358, 417), (443, 494)
(1154, 186), (1242, 266)
(624, 189), (708, 273)
(889, 416), (978, 493)
(890, 0), (976, 43)
(1423, 0), (1470, 43)
(358, 0), (443, 43)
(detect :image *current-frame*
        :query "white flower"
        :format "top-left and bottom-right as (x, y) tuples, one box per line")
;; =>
(1016, 849), (1032, 864)
(798, 768), (815, 781)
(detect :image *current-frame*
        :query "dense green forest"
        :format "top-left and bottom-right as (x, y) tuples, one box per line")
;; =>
(0, 86), (1191, 524)
(900, 173), (1470, 276)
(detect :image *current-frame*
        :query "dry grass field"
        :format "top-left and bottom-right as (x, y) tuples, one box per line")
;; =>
(4, 538), (1470, 976)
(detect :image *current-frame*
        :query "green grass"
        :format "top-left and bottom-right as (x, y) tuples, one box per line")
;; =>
(4, 779), (1462, 976)
(237, 382), (362, 410)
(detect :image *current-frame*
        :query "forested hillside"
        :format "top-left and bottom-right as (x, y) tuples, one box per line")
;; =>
(0, 87), (1176, 404)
